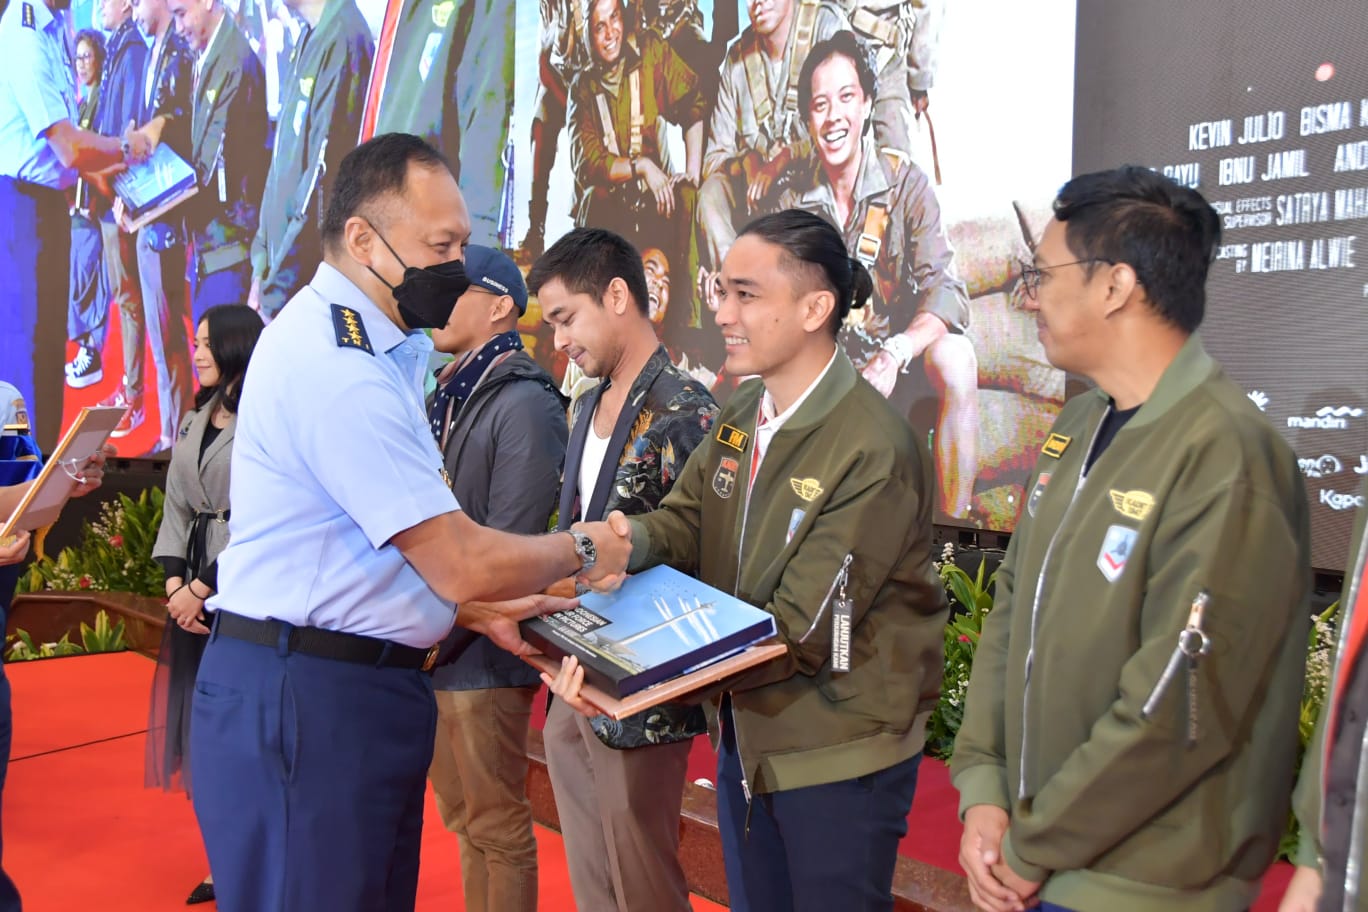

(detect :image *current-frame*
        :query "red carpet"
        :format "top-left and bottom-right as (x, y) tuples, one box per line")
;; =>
(4, 652), (722, 911)
(6, 652), (1293, 910)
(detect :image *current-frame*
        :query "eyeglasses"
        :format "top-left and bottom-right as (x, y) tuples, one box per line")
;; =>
(1016, 257), (1113, 299)
(76, 52), (96, 61)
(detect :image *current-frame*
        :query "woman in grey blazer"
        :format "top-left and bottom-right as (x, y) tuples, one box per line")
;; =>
(145, 303), (262, 905)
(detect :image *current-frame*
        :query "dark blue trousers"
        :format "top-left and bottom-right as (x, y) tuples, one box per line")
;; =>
(190, 624), (438, 912)
(716, 715), (921, 912)
(0, 602), (23, 912)
(1037, 903), (1076, 911)
(0, 176), (70, 445)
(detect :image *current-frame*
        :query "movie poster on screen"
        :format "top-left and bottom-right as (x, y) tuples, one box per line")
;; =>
(3, 0), (1075, 535)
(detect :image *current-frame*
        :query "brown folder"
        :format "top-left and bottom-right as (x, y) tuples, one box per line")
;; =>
(524, 641), (788, 720)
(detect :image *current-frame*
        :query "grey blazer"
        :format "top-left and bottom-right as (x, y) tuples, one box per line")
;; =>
(152, 404), (235, 578)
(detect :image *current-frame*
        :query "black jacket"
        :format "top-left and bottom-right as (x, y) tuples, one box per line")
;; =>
(429, 350), (569, 690)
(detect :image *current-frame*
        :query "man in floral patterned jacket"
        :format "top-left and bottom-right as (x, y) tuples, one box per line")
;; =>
(528, 226), (718, 912)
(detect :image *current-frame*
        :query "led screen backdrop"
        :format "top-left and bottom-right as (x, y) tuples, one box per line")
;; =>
(1075, 0), (1368, 570)
(3, 0), (1076, 532)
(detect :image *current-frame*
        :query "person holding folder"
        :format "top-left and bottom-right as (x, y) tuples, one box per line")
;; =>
(559, 208), (947, 912)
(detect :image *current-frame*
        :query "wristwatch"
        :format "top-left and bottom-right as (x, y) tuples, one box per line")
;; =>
(568, 530), (597, 574)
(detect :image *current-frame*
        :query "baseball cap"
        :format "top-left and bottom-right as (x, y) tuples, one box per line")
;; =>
(464, 245), (529, 314)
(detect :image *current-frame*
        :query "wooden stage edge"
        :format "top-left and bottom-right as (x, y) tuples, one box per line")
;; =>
(8, 592), (974, 912)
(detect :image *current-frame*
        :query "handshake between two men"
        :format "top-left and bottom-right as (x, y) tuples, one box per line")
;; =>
(408, 510), (637, 669)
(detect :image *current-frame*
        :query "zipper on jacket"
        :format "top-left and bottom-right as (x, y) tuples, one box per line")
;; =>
(1344, 724), (1368, 911)
(1338, 521), (1368, 911)
(798, 553), (853, 645)
(1019, 410), (1109, 799)
(726, 697), (757, 838)
(729, 438), (760, 810)
(1140, 590), (1212, 747)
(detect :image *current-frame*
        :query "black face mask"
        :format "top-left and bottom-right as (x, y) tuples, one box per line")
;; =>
(366, 228), (470, 330)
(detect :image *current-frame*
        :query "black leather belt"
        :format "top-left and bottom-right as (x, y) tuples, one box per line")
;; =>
(213, 611), (440, 672)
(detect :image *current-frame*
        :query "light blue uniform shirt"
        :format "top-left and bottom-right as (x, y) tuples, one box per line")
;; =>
(209, 262), (463, 648)
(0, 0), (78, 188)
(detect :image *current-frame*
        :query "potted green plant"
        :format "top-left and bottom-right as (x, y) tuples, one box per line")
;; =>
(8, 488), (168, 656)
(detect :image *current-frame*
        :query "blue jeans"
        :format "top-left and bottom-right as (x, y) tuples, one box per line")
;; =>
(716, 708), (921, 912)
(68, 212), (108, 350)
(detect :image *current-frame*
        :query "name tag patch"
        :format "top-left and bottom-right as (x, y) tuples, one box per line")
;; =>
(1041, 433), (1071, 459)
(712, 457), (738, 499)
(1097, 524), (1137, 583)
(716, 424), (749, 452)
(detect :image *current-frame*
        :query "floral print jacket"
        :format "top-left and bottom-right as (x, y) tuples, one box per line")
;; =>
(557, 345), (719, 748)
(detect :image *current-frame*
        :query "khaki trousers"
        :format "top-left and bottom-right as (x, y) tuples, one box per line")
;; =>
(543, 696), (693, 912)
(429, 687), (539, 912)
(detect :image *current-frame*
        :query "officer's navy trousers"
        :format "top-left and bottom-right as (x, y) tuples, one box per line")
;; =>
(0, 176), (70, 445)
(190, 622), (437, 912)
(0, 600), (23, 912)
(715, 704), (921, 912)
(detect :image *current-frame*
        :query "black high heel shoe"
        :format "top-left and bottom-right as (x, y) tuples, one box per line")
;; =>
(186, 880), (215, 905)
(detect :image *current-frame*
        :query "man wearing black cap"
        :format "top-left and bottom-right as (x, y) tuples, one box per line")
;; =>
(425, 244), (569, 912)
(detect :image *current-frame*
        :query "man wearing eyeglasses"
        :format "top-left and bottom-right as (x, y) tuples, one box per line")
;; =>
(951, 165), (1312, 912)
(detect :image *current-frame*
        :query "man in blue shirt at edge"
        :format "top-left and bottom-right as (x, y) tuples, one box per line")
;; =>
(0, 0), (135, 447)
(188, 132), (632, 912)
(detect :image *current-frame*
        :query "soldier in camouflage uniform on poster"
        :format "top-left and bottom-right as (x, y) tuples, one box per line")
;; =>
(695, 0), (848, 292)
(519, 0), (593, 255)
(832, 0), (940, 156)
(567, 0), (706, 341)
(638, 0), (736, 108)
(782, 31), (978, 520)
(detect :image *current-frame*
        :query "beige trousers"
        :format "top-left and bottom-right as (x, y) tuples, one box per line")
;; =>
(543, 696), (694, 912)
(429, 686), (539, 912)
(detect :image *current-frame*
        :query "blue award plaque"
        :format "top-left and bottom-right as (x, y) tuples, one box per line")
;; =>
(521, 565), (778, 698)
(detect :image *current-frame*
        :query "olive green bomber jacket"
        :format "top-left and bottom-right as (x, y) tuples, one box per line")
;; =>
(952, 335), (1312, 912)
(628, 350), (948, 795)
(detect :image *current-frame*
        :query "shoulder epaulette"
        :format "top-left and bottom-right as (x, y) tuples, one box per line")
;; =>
(331, 303), (373, 354)
(880, 146), (909, 178)
(21, 3), (36, 28)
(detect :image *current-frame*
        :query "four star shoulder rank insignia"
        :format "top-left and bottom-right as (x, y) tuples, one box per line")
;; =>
(331, 304), (373, 354)
(21, 3), (35, 28)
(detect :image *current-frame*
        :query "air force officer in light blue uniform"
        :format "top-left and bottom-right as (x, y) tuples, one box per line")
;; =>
(189, 132), (631, 912)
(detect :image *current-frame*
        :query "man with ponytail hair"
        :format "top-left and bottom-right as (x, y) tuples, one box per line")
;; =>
(558, 208), (948, 911)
